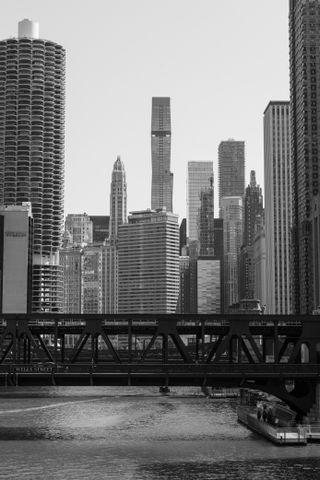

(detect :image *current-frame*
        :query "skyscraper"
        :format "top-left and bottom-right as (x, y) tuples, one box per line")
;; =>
(64, 213), (93, 246)
(109, 156), (127, 240)
(59, 246), (82, 313)
(90, 216), (109, 244)
(104, 156), (127, 313)
(289, 0), (320, 313)
(118, 209), (179, 313)
(218, 140), (245, 213)
(0, 204), (33, 313)
(221, 196), (243, 311)
(198, 176), (214, 256)
(0, 20), (65, 312)
(264, 101), (291, 314)
(151, 97), (173, 212)
(187, 161), (214, 244)
(239, 171), (263, 300)
(197, 258), (221, 314)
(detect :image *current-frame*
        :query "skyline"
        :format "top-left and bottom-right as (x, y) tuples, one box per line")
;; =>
(1, 0), (290, 219)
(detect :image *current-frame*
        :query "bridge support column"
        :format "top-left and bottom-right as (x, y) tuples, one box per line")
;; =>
(159, 386), (170, 394)
(303, 382), (320, 424)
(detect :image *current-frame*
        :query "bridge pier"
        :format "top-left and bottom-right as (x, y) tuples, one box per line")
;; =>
(159, 386), (170, 394)
(303, 382), (320, 424)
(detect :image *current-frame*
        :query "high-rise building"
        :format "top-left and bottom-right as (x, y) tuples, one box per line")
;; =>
(253, 215), (266, 310)
(239, 171), (263, 300)
(213, 218), (224, 312)
(104, 156), (127, 313)
(218, 140), (245, 214)
(197, 258), (221, 313)
(90, 216), (109, 244)
(187, 161), (214, 244)
(65, 214), (93, 246)
(59, 246), (82, 313)
(289, 0), (320, 313)
(109, 156), (127, 240)
(151, 97), (173, 212)
(0, 20), (65, 312)
(179, 218), (187, 255)
(82, 245), (103, 314)
(221, 197), (243, 311)
(264, 101), (291, 314)
(198, 176), (214, 256)
(178, 255), (190, 313)
(0, 204), (33, 313)
(118, 209), (179, 313)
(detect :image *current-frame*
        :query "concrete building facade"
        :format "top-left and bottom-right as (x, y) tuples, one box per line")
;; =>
(264, 101), (291, 314)
(118, 209), (179, 313)
(0, 204), (33, 313)
(0, 20), (65, 312)
(197, 258), (221, 313)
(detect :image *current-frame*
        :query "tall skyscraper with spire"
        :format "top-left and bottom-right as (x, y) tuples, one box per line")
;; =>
(104, 156), (127, 313)
(290, 0), (320, 313)
(109, 156), (127, 240)
(239, 171), (263, 301)
(0, 19), (65, 312)
(151, 97), (173, 212)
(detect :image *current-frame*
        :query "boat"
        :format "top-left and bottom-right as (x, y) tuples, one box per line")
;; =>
(237, 389), (307, 445)
(238, 405), (307, 445)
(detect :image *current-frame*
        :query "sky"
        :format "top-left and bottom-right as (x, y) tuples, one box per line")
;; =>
(1, 0), (290, 220)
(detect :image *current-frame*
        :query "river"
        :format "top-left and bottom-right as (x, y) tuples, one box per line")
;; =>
(0, 387), (319, 479)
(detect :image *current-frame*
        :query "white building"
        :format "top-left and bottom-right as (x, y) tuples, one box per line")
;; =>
(118, 209), (180, 313)
(0, 20), (65, 312)
(264, 101), (291, 314)
(0, 204), (33, 313)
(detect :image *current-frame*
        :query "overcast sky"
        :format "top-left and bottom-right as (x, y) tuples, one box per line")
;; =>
(1, 0), (290, 220)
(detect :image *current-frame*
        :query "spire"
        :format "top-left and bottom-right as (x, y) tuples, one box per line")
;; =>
(113, 155), (125, 172)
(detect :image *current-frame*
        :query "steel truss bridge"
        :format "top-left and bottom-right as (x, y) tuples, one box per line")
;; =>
(0, 313), (320, 415)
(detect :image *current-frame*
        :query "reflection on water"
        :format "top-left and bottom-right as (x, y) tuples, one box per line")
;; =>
(0, 387), (319, 479)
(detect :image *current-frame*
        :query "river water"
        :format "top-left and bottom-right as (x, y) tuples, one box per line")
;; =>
(0, 387), (319, 479)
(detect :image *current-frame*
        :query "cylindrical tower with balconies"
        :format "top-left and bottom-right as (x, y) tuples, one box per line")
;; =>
(0, 19), (65, 312)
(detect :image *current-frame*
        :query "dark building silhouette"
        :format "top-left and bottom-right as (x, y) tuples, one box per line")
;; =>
(90, 216), (109, 244)
(239, 171), (263, 300)
(218, 140), (245, 215)
(198, 177), (214, 256)
(179, 218), (187, 255)
(214, 218), (224, 312)
(289, 0), (320, 313)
